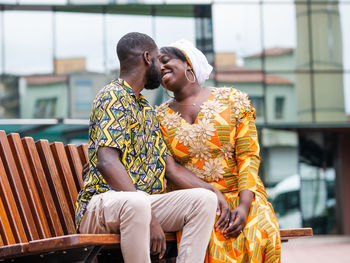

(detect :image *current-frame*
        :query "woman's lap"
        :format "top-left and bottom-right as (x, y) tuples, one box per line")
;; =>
(205, 192), (281, 263)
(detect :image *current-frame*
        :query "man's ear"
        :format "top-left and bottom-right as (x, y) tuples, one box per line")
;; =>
(143, 51), (152, 66)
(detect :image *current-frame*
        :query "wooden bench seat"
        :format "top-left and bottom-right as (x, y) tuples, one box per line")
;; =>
(280, 228), (313, 242)
(0, 130), (312, 262)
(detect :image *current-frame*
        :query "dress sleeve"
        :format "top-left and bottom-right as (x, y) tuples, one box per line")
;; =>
(235, 104), (261, 194)
(94, 89), (129, 153)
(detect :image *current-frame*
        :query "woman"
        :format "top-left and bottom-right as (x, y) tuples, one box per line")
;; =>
(155, 39), (281, 262)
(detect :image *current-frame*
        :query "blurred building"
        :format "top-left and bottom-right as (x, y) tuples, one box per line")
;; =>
(19, 72), (115, 120)
(0, 76), (20, 119)
(20, 75), (69, 119)
(68, 72), (115, 119)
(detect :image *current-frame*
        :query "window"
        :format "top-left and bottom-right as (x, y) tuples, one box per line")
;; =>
(275, 97), (285, 119)
(74, 79), (92, 111)
(250, 96), (264, 118)
(34, 97), (57, 118)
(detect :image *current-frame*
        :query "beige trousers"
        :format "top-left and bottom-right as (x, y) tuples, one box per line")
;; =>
(79, 188), (217, 263)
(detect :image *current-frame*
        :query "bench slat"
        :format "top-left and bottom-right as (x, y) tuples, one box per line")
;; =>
(0, 196), (15, 245)
(7, 134), (51, 240)
(77, 144), (88, 166)
(21, 137), (65, 238)
(0, 158), (17, 245)
(35, 140), (76, 235)
(65, 144), (84, 191)
(0, 131), (39, 242)
(50, 142), (79, 221)
(0, 155), (27, 244)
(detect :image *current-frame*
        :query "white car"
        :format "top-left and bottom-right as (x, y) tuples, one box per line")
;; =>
(268, 174), (302, 229)
(268, 170), (335, 231)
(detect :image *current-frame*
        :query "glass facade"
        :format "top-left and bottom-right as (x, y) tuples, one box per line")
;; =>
(213, 1), (349, 125)
(211, 0), (349, 234)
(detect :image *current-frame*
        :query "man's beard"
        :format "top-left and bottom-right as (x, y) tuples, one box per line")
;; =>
(144, 59), (162, 90)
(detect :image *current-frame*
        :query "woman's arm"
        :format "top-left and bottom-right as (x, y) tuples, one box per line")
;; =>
(224, 104), (259, 238)
(165, 155), (231, 231)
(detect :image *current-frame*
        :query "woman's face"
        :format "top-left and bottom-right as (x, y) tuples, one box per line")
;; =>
(159, 52), (190, 91)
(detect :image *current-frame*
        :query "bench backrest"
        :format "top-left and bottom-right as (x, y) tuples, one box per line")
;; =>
(0, 131), (87, 246)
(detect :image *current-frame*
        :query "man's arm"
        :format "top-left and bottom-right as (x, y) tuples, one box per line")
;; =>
(165, 155), (231, 232)
(97, 146), (136, 191)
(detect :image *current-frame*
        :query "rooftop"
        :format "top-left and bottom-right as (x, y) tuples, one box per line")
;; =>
(214, 67), (293, 85)
(25, 75), (68, 85)
(246, 47), (294, 58)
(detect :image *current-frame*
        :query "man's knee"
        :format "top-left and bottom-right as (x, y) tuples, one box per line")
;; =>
(120, 193), (152, 224)
(188, 188), (217, 214)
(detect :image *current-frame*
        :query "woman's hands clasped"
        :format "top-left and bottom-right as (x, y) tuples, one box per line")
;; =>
(222, 204), (249, 239)
(214, 190), (251, 239)
(214, 192), (231, 232)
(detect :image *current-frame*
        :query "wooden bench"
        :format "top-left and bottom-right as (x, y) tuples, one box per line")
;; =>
(0, 130), (312, 262)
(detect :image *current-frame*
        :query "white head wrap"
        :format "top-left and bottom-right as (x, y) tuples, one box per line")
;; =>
(169, 39), (213, 85)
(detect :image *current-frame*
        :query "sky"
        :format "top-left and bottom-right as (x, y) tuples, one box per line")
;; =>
(0, 0), (349, 114)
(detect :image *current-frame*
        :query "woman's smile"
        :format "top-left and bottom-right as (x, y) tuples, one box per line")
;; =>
(161, 69), (172, 83)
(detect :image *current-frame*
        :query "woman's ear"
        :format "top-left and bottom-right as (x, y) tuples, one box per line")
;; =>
(143, 51), (152, 66)
(186, 62), (192, 71)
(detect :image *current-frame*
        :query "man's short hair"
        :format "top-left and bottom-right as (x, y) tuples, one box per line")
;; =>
(117, 32), (157, 67)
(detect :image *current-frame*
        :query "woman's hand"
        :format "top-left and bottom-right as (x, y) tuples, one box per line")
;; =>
(223, 190), (254, 239)
(214, 190), (231, 232)
(222, 204), (249, 239)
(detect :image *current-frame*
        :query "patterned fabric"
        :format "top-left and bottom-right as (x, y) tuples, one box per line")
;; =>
(75, 79), (168, 229)
(156, 87), (281, 263)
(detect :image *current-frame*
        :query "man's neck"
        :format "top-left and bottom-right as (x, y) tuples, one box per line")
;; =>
(120, 71), (144, 98)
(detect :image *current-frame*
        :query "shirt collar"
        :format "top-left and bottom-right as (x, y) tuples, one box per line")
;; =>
(117, 78), (136, 97)
(117, 78), (150, 106)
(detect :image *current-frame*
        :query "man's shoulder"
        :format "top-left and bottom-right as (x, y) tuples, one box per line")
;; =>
(94, 80), (130, 106)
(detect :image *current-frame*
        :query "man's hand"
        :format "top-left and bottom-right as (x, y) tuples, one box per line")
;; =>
(150, 214), (166, 259)
(214, 190), (231, 232)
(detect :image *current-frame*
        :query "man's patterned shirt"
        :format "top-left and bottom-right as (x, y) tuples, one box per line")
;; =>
(75, 79), (168, 229)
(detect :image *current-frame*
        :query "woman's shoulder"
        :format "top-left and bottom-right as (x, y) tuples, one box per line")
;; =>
(211, 87), (249, 105)
(154, 101), (171, 119)
(213, 86), (256, 120)
(210, 86), (232, 99)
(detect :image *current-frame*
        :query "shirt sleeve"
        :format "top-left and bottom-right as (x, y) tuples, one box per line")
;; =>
(235, 104), (261, 194)
(159, 121), (173, 157)
(94, 89), (129, 153)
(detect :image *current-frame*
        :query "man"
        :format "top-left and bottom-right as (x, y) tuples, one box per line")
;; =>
(75, 32), (218, 263)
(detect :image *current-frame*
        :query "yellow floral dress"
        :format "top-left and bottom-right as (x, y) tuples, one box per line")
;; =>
(156, 87), (281, 263)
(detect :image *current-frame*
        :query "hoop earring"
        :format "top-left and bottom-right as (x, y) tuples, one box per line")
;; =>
(185, 69), (196, 83)
(165, 89), (174, 99)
